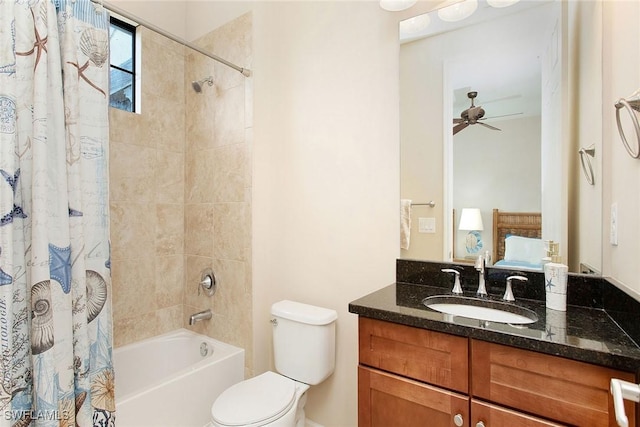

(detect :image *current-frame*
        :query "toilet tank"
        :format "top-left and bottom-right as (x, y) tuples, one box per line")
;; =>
(271, 300), (338, 385)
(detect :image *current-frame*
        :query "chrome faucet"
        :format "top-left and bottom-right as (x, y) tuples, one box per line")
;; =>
(504, 275), (528, 302)
(441, 268), (463, 294)
(189, 309), (212, 325)
(474, 255), (488, 297)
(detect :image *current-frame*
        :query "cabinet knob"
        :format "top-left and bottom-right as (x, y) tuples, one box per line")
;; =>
(476, 422), (486, 427)
(453, 413), (464, 427)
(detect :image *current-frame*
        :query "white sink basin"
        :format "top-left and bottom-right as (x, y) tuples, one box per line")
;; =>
(423, 295), (538, 325)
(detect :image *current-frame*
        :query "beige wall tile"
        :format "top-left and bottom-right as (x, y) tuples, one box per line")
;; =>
(141, 33), (185, 100)
(111, 256), (156, 320)
(185, 148), (216, 203)
(142, 92), (185, 153)
(110, 202), (156, 261)
(109, 108), (144, 146)
(156, 203), (184, 256)
(110, 143), (156, 203)
(155, 305), (184, 335)
(213, 143), (248, 203)
(214, 84), (245, 147)
(156, 150), (185, 204)
(155, 255), (185, 308)
(214, 202), (248, 261)
(185, 203), (215, 256)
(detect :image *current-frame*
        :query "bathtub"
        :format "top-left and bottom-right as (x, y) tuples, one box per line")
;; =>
(115, 328), (244, 427)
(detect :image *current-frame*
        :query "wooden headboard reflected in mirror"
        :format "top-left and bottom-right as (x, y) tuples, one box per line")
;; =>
(492, 209), (542, 264)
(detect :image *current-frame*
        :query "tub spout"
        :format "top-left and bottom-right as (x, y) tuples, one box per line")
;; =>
(189, 309), (212, 325)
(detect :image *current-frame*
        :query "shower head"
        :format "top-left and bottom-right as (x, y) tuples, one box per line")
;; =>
(192, 76), (214, 93)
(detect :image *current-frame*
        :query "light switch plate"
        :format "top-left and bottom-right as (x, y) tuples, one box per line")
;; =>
(419, 217), (436, 233)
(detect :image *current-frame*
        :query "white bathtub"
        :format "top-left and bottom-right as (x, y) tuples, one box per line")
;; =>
(115, 328), (244, 427)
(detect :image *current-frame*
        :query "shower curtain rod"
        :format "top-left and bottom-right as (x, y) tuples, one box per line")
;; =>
(100, 1), (251, 77)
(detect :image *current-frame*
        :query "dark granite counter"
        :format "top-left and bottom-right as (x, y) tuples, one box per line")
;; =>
(349, 260), (640, 374)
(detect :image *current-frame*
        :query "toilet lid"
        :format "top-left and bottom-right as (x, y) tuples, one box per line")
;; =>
(211, 371), (296, 426)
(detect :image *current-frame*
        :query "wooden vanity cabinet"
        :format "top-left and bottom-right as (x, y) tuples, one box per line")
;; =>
(359, 366), (469, 427)
(358, 317), (469, 426)
(358, 317), (637, 427)
(471, 400), (564, 426)
(471, 340), (637, 427)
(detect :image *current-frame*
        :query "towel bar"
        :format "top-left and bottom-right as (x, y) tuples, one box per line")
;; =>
(615, 90), (640, 159)
(412, 201), (436, 207)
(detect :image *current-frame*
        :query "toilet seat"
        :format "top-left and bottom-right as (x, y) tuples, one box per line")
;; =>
(211, 371), (297, 427)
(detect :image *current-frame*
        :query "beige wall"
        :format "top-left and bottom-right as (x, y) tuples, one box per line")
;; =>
(602, 0), (640, 297)
(248, 3), (400, 425)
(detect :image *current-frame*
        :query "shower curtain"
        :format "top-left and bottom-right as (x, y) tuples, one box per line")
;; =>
(0, 0), (114, 426)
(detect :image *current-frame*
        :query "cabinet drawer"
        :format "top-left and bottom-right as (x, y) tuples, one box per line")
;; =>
(359, 365), (469, 427)
(359, 317), (468, 393)
(471, 340), (636, 426)
(472, 399), (565, 426)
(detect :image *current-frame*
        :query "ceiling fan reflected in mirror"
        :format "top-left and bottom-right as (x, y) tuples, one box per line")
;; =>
(453, 91), (521, 135)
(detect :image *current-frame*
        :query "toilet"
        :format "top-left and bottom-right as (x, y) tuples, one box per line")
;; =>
(210, 300), (338, 427)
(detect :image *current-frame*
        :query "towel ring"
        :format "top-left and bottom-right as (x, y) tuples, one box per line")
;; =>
(615, 93), (640, 159)
(578, 145), (595, 185)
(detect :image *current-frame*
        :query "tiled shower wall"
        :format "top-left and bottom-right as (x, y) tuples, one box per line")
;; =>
(109, 26), (186, 346)
(183, 13), (254, 376)
(109, 13), (253, 374)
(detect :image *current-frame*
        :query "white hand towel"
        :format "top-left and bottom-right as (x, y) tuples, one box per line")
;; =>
(400, 199), (412, 250)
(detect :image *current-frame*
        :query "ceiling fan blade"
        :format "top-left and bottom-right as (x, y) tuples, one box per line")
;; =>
(453, 122), (469, 135)
(482, 112), (523, 121)
(453, 118), (464, 124)
(478, 122), (501, 131)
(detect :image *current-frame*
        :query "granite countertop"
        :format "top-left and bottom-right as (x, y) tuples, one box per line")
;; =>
(349, 281), (640, 373)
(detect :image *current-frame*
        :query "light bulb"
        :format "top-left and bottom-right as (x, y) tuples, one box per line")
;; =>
(437, 0), (478, 22)
(380, 0), (417, 12)
(487, 0), (520, 8)
(400, 13), (431, 36)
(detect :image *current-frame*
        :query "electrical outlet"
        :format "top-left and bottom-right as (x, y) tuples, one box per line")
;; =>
(610, 202), (618, 246)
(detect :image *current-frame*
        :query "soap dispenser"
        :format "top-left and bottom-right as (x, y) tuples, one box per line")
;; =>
(544, 241), (568, 311)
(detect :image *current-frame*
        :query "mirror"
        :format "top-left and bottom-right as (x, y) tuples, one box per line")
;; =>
(399, 0), (602, 274)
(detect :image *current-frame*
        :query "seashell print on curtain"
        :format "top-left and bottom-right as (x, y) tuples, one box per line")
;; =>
(0, 0), (114, 426)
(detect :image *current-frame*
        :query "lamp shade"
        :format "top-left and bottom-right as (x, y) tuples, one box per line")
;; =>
(459, 208), (484, 231)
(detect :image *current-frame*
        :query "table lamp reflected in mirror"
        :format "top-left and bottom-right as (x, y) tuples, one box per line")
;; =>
(459, 208), (484, 256)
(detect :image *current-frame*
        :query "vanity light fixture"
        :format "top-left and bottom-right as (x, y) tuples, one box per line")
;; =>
(486, 0), (520, 8)
(437, 0), (478, 22)
(459, 208), (484, 255)
(399, 13), (431, 37)
(379, 0), (417, 12)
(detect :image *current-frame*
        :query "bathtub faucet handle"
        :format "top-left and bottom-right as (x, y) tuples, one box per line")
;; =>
(198, 268), (217, 297)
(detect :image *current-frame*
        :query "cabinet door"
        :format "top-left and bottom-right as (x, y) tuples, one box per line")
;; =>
(472, 399), (566, 427)
(471, 340), (636, 426)
(359, 317), (469, 393)
(359, 366), (469, 427)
